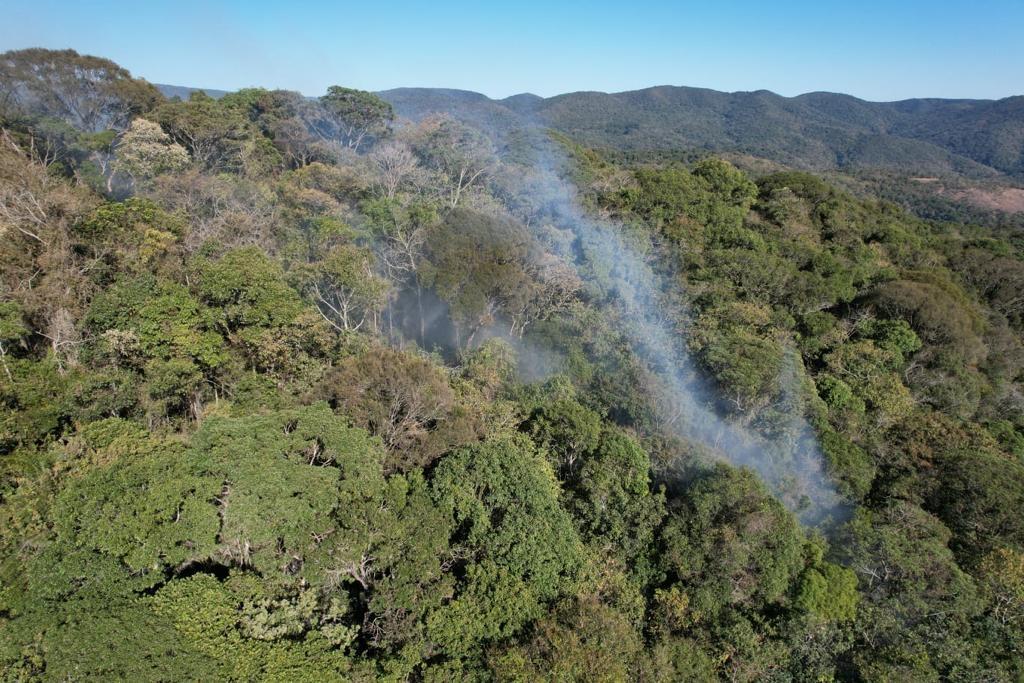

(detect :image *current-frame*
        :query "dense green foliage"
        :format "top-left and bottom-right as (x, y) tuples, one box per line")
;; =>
(2, 49), (1024, 680)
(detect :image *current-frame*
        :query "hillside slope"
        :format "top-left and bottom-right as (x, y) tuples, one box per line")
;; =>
(379, 85), (1024, 178)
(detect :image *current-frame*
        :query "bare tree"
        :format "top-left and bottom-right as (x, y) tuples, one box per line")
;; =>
(370, 140), (418, 199)
(153, 170), (279, 254)
(508, 253), (582, 337)
(0, 129), (96, 371)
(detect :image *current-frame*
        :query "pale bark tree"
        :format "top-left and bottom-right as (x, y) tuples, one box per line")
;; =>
(508, 254), (582, 337)
(303, 245), (388, 334)
(0, 48), (162, 132)
(317, 86), (394, 152)
(411, 115), (494, 208)
(370, 140), (418, 199)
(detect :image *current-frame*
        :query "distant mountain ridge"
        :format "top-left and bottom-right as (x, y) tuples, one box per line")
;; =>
(379, 85), (1024, 179)
(157, 83), (1024, 179)
(156, 84), (229, 100)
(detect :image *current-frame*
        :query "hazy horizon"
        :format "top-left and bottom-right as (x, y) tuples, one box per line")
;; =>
(4, 0), (1023, 101)
(158, 81), (1022, 104)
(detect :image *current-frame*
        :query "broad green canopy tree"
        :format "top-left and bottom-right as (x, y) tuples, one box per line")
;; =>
(1, 407), (387, 677)
(0, 48), (162, 131)
(318, 85), (394, 151)
(427, 434), (586, 659)
(657, 465), (806, 625)
(154, 91), (252, 170)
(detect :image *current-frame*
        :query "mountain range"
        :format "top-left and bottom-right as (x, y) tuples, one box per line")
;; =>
(158, 84), (1024, 179)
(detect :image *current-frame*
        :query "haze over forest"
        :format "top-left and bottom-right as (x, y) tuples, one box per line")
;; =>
(1, 15), (1024, 681)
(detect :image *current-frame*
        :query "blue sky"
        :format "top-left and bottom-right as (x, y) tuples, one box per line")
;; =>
(3, 0), (1022, 100)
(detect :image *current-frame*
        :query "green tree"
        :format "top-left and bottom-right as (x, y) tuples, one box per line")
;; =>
(196, 247), (304, 331)
(296, 243), (388, 333)
(114, 118), (189, 187)
(411, 115), (495, 208)
(0, 299), (27, 382)
(316, 346), (474, 472)
(657, 466), (806, 625)
(525, 397), (602, 476)
(795, 562), (859, 622)
(0, 47), (162, 131)
(836, 502), (984, 680)
(427, 434), (586, 659)
(419, 209), (534, 348)
(318, 86), (393, 151)
(154, 91), (251, 170)
(489, 596), (644, 682)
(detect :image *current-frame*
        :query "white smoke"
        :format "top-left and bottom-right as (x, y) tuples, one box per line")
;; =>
(506, 131), (850, 526)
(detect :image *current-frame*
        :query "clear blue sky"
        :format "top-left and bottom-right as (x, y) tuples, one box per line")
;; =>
(3, 0), (1022, 100)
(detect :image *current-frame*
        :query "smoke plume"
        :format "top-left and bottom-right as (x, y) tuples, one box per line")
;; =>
(507, 130), (850, 526)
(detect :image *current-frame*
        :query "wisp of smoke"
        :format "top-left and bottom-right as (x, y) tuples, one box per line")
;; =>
(505, 130), (850, 527)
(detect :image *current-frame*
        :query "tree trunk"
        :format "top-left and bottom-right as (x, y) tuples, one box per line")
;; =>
(416, 284), (425, 345)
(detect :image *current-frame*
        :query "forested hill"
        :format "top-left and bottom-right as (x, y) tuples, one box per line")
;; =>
(4, 48), (1024, 680)
(155, 82), (1024, 179)
(156, 84), (229, 101)
(379, 85), (1024, 178)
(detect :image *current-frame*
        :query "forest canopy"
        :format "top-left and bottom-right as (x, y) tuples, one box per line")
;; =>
(1, 48), (1023, 681)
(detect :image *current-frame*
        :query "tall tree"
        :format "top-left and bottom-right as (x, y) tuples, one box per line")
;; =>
(113, 118), (189, 188)
(370, 139), (419, 199)
(318, 86), (394, 151)
(411, 115), (494, 208)
(153, 91), (250, 170)
(0, 48), (162, 131)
